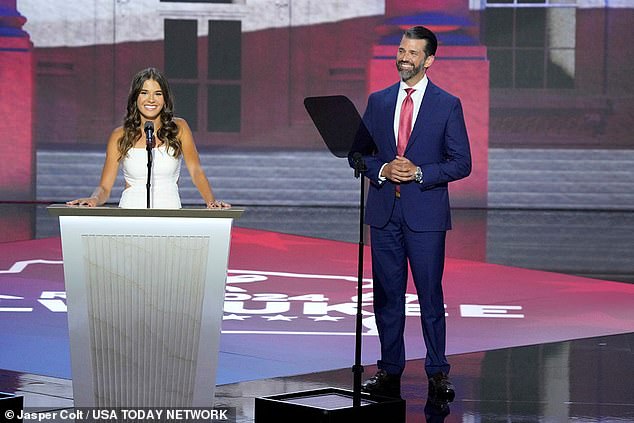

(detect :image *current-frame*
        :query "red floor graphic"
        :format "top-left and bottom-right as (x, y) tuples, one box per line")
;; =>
(1, 228), (633, 384)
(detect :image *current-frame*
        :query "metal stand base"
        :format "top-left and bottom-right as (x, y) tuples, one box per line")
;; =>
(255, 387), (405, 423)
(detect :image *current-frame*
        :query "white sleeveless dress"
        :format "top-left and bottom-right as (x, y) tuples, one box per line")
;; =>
(118, 146), (182, 209)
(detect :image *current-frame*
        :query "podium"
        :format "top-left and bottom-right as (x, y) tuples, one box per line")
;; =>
(48, 205), (243, 408)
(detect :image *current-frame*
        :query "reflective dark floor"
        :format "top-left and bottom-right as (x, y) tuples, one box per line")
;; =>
(213, 332), (634, 422)
(1, 332), (633, 422)
(1, 202), (634, 422)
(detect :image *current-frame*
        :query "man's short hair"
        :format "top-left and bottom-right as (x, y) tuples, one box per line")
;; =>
(403, 26), (438, 57)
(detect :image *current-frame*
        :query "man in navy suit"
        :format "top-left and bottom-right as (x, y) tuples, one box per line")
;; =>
(352, 26), (471, 401)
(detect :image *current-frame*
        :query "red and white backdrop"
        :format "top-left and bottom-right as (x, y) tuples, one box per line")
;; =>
(1, 0), (633, 230)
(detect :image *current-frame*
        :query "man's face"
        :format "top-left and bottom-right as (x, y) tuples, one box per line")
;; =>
(396, 36), (434, 84)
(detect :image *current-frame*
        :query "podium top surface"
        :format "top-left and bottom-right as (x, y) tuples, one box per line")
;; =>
(47, 204), (244, 219)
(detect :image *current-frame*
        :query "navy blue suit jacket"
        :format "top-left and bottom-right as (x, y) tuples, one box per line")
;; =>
(357, 80), (472, 232)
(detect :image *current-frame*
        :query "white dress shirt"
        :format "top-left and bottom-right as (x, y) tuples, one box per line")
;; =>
(378, 75), (429, 182)
(393, 75), (428, 145)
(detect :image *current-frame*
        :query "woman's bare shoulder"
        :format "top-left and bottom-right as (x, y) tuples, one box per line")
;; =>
(174, 117), (192, 128)
(105, 126), (125, 147)
(110, 125), (125, 137)
(174, 118), (192, 136)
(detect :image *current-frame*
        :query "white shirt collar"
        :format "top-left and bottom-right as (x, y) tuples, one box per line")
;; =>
(399, 74), (429, 93)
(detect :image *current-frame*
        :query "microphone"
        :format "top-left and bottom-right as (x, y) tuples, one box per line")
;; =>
(144, 121), (154, 208)
(144, 121), (154, 150)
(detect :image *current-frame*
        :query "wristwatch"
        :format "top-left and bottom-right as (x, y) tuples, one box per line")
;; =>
(414, 166), (423, 183)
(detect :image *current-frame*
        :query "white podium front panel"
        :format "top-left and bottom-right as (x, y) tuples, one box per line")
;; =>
(57, 214), (236, 407)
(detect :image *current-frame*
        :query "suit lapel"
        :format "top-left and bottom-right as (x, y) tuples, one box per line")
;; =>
(382, 83), (399, 155)
(405, 80), (439, 153)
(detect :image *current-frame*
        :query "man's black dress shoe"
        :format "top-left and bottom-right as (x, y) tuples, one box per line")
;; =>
(424, 397), (450, 422)
(361, 369), (401, 398)
(428, 372), (455, 402)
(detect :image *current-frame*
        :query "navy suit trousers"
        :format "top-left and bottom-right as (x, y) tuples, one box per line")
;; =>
(370, 198), (450, 377)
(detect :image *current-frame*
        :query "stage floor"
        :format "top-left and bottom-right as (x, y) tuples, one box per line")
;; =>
(1, 219), (634, 421)
(2, 227), (634, 381)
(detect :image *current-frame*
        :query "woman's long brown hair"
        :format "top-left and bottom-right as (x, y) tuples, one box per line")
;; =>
(117, 67), (182, 160)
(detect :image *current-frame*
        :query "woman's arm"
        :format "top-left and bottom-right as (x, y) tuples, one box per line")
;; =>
(178, 118), (230, 209)
(66, 128), (122, 207)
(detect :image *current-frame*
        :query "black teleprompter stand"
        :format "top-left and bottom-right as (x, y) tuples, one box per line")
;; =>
(254, 96), (405, 423)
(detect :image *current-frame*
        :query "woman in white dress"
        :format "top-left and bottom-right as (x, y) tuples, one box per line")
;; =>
(67, 67), (229, 209)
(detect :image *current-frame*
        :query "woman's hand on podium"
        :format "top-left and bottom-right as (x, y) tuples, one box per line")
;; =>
(207, 199), (231, 209)
(66, 197), (99, 207)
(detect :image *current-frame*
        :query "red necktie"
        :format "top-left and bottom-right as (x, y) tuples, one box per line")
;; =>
(396, 88), (415, 193)
(397, 88), (415, 156)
